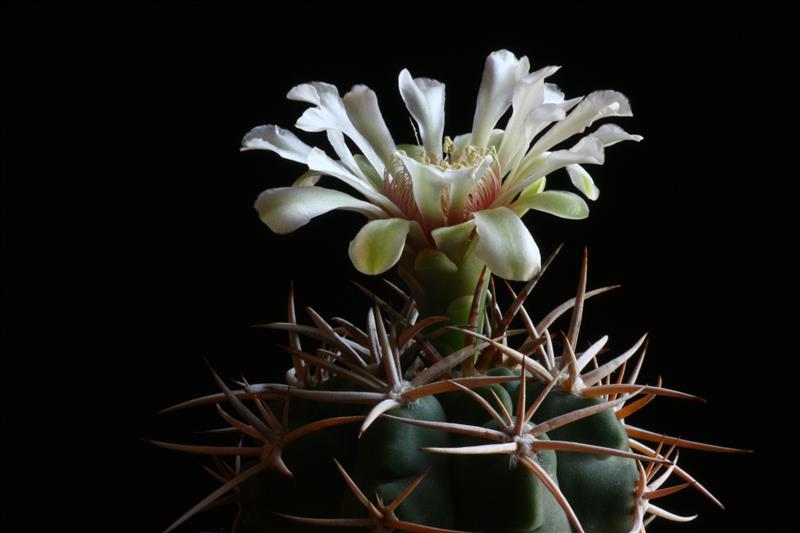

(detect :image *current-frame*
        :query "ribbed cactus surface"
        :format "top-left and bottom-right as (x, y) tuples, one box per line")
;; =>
(155, 252), (744, 533)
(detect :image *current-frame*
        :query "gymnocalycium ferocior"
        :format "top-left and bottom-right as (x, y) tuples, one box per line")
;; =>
(153, 50), (749, 532)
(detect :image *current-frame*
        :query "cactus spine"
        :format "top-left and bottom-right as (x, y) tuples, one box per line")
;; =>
(154, 249), (746, 532)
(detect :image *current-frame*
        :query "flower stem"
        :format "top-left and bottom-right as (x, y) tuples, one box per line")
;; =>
(397, 246), (490, 359)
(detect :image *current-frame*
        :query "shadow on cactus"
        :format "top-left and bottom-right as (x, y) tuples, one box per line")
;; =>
(151, 50), (749, 532)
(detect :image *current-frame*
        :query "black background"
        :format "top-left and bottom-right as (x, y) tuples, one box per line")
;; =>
(4, 4), (793, 532)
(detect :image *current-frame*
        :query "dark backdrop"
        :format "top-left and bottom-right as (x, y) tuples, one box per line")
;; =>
(4, 4), (793, 532)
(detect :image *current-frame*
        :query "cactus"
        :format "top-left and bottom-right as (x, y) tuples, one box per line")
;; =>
(152, 50), (748, 532)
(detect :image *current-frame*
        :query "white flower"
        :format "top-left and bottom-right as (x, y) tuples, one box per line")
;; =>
(243, 50), (641, 281)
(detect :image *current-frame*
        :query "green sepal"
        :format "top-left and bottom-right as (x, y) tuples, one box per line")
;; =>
(414, 248), (458, 273)
(431, 220), (476, 265)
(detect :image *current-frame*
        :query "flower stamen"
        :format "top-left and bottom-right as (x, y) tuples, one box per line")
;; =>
(464, 159), (503, 217)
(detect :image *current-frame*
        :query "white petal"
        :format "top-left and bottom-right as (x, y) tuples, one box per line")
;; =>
(529, 90), (633, 156)
(566, 164), (599, 200)
(294, 106), (330, 133)
(348, 218), (411, 275)
(528, 103), (568, 123)
(543, 82), (565, 104)
(254, 186), (383, 234)
(497, 136), (605, 207)
(307, 147), (370, 190)
(526, 135), (604, 182)
(343, 85), (397, 165)
(453, 132), (471, 152)
(559, 96), (584, 111)
(287, 82), (327, 104)
(541, 85), (582, 112)
(399, 153), (494, 227)
(445, 155), (496, 224)
(307, 148), (399, 216)
(498, 66), (560, 169)
(292, 170), (321, 187)
(325, 129), (369, 182)
(473, 207), (540, 281)
(487, 129), (505, 151)
(398, 155), (449, 227)
(398, 69), (446, 160)
(554, 135), (606, 166)
(502, 102), (570, 182)
(592, 123), (643, 147)
(396, 153), (495, 227)
(297, 112), (367, 181)
(241, 125), (313, 163)
(514, 68), (559, 111)
(522, 104), (568, 149)
(471, 50), (530, 148)
(453, 129), (504, 152)
(512, 190), (590, 220)
(290, 82), (389, 176)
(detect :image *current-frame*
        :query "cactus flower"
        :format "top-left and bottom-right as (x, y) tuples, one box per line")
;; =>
(244, 49), (641, 283)
(245, 49), (642, 354)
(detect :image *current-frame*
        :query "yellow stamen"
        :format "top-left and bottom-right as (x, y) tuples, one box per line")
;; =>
(434, 136), (495, 170)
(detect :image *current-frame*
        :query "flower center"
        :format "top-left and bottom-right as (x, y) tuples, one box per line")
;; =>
(429, 136), (495, 170)
(383, 138), (504, 232)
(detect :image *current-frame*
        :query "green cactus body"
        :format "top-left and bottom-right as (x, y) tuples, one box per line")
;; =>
(453, 423), (563, 533)
(340, 468), (456, 531)
(347, 397), (457, 529)
(290, 377), (365, 461)
(529, 390), (639, 532)
(556, 455), (639, 533)
(356, 396), (450, 479)
(161, 254), (741, 533)
(437, 383), (513, 427)
(237, 372), (640, 533)
(531, 391), (629, 451)
(493, 367), (640, 531)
